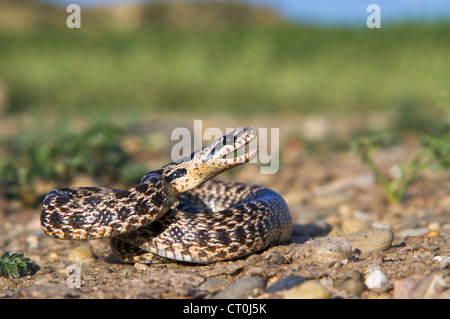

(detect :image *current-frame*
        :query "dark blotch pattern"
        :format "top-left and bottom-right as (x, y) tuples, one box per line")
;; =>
(216, 229), (231, 246)
(134, 201), (150, 215)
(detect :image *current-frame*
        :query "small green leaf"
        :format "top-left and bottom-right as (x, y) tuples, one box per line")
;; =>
(0, 251), (33, 278)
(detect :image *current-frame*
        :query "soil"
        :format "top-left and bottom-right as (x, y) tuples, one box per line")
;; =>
(0, 116), (449, 299)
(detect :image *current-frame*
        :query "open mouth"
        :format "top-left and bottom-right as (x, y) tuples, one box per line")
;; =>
(202, 127), (258, 164)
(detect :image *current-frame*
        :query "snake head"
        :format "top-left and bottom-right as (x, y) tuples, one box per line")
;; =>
(151, 127), (258, 193)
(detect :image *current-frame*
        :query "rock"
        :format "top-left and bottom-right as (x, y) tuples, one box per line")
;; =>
(292, 237), (352, 265)
(315, 172), (375, 197)
(200, 277), (230, 293)
(67, 245), (96, 264)
(341, 218), (371, 234)
(437, 256), (450, 269)
(133, 262), (149, 271)
(48, 252), (59, 262)
(397, 227), (430, 239)
(364, 265), (389, 289)
(17, 279), (73, 298)
(425, 230), (440, 238)
(120, 265), (138, 275)
(265, 276), (306, 293)
(265, 253), (289, 265)
(393, 274), (446, 299)
(212, 277), (266, 299)
(283, 280), (330, 299)
(25, 235), (39, 249)
(348, 228), (394, 255)
(0, 277), (14, 289)
(333, 279), (367, 296)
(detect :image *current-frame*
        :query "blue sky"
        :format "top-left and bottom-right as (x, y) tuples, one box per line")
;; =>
(40, 0), (450, 26)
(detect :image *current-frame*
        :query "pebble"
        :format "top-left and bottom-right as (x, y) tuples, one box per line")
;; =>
(265, 276), (306, 293)
(397, 227), (430, 239)
(265, 253), (289, 265)
(17, 278), (74, 298)
(348, 228), (394, 255)
(437, 256), (450, 269)
(333, 279), (367, 296)
(293, 237), (352, 265)
(120, 265), (138, 275)
(25, 235), (39, 249)
(67, 245), (96, 264)
(393, 274), (446, 299)
(364, 265), (389, 289)
(200, 277), (231, 293)
(425, 230), (440, 238)
(212, 277), (266, 299)
(48, 252), (59, 262)
(133, 262), (149, 271)
(341, 218), (371, 234)
(315, 172), (375, 197)
(427, 222), (440, 230)
(283, 280), (330, 299)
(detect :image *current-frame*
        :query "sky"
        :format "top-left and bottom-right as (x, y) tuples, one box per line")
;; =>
(40, 0), (450, 26)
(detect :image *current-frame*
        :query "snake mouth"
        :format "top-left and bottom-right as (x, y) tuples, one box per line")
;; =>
(201, 127), (257, 165)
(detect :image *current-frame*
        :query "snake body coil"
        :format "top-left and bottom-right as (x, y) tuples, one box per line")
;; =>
(41, 127), (292, 263)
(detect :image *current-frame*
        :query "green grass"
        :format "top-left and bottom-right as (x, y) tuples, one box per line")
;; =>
(0, 23), (449, 116)
(0, 122), (149, 204)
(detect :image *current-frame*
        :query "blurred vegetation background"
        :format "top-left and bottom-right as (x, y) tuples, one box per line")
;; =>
(0, 0), (449, 117)
(0, 0), (448, 205)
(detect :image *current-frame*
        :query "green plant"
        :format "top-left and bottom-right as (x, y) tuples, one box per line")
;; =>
(0, 252), (33, 278)
(0, 123), (134, 204)
(352, 128), (450, 204)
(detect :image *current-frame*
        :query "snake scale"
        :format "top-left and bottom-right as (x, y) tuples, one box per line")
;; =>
(41, 127), (292, 264)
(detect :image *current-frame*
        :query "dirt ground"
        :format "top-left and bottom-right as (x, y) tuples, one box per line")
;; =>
(0, 116), (449, 299)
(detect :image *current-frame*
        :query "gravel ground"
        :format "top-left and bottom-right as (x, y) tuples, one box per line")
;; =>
(0, 118), (449, 299)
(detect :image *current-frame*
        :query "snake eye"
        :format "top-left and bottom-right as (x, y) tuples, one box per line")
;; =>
(166, 168), (187, 182)
(202, 147), (216, 162)
(223, 131), (238, 146)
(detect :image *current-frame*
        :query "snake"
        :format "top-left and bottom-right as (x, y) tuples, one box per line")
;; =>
(40, 127), (292, 264)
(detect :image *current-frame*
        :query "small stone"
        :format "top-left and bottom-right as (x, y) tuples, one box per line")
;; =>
(439, 257), (450, 269)
(364, 265), (389, 289)
(393, 274), (446, 299)
(265, 253), (289, 265)
(397, 227), (430, 238)
(283, 280), (330, 299)
(293, 237), (352, 265)
(200, 277), (230, 293)
(265, 276), (306, 293)
(333, 279), (367, 296)
(120, 265), (138, 275)
(133, 262), (149, 271)
(0, 277), (14, 289)
(348, 228), (394, 255)
(68, 245), (96, 264)
(48, 252), (59, 262)
(213, 277), (266, 299)
(100, 268), (113, 276)
(427, 222), (440, 230)
(56, 266), (71, 275)
(25, 235), (39, 249)
(17, 279), (72, 298)
(341, 218), (371, 234)
(425, 230), (440, 238)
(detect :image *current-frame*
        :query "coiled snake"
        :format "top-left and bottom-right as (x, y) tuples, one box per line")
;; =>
(41, 127), (292, 264)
